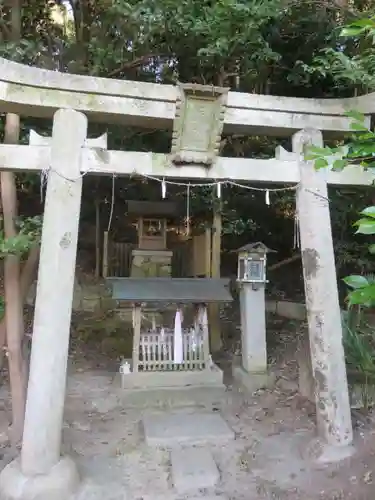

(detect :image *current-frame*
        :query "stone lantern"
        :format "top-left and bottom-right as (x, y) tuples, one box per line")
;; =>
(233, 242), (275, 391)
(237, 242), (271, 288)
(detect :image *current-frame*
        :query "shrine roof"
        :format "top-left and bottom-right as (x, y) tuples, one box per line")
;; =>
(106, 277), (233, 303)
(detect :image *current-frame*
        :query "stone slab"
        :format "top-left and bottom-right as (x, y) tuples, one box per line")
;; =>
(171, 447), (220, 494)
(142, 411), (234, 446)
(187, 497), (228, 500)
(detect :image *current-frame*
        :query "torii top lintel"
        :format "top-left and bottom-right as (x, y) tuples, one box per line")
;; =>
(0, 57), (374, 137)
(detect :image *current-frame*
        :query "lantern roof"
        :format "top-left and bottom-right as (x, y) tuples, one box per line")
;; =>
(236, 241), (276, 254)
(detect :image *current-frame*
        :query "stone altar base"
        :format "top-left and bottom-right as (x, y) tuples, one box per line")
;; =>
(119, 360), (224, 390)
(116, 384), (227, 409)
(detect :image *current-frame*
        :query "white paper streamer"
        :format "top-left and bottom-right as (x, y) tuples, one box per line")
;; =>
(161, 178), (167, 199)
(198, 305), (208, 330)
(173, 309), (183, 364)
(217, 182), (221, 198)
(160, 327), (167, 358)
(190, 327), (197, 353)
(265, 189), (270, 205)
(294, 213), (300, 249)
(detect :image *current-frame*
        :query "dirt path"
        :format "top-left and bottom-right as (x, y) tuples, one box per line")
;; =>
(0, 312), (374, 498)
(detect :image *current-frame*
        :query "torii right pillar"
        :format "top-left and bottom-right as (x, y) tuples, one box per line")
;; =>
(293, 129), (353, 461)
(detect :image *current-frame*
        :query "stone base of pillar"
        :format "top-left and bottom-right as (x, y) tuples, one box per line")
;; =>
(232, 364), (275, 393)
(316, 443), (355, 464)
(0, 456), (79, 500)
(303, 437), (355, 464)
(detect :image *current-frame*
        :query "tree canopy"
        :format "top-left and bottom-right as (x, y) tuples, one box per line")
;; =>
(1, 0), (375, 282)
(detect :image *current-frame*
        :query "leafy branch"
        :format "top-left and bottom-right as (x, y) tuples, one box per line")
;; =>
(307, 109), (375, 307)
(0, 216), (42, 258)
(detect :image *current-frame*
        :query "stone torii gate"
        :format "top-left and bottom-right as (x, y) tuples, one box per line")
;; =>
(0, 57), (375, 499)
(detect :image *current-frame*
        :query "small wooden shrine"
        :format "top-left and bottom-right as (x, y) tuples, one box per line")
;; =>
(107, 277), (232, 389)
(127, 200), (178, 278)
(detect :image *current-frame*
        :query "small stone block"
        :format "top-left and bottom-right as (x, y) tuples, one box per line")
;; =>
(232, 365), (275, 393)
(143, 412), (234, 446)
(171, 447), (220, 494)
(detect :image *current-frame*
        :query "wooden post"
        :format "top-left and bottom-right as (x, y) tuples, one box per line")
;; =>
(132, 305), (141, 373)
(102, 230), (109, 278)
(95, 198), (100, 279)
(209, 200), (223, 352)
(204, 227), (211, 277)
(201, 304), (210, 367)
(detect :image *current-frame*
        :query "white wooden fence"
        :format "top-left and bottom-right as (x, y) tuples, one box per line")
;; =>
(138, 328), (207, 371)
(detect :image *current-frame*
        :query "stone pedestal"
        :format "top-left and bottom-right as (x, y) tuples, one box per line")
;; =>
(239, 283), (267, 373)
(131, 249), (172, 277)
(233, 283), (273, 392)
(232, 362), (275, 393)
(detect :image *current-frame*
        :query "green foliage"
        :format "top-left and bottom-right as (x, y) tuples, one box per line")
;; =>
(305, 110), (375, 171)
(340, 17), (375, 39)
(0, 216), (42, 258)
(0, 0), (373, 278)
(342, 308), (375, 376)
(301, 48), (375, 91)
(306, 17), (375, 387)
(341, 306), (375, 409)
(302, 15), (375, 92)
(341, 308), (375, 410)
(0, 297), (4, 321)
(344, 274), (375, 307)
(308, 108), (375, 307)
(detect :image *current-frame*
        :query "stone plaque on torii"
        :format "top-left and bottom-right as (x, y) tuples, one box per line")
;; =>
(0, 56), (373, 498)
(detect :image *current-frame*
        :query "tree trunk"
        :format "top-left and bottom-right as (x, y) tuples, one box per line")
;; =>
(0, 245), (40, 361)
(1, 113), (27, 446)
(208, 198), (223, 353)
(1, 0), (25, 447)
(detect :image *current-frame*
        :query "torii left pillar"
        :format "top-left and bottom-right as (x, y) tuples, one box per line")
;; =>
(0, 109), (87, 500)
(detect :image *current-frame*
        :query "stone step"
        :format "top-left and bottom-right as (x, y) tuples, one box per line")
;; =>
(187, 497), (227, 500)
(118, 385), (227, 409)
(142, 411), (234, 447)
(171, 447), (220, 494)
